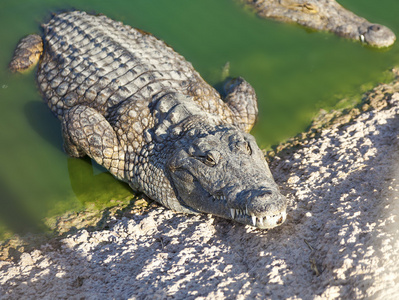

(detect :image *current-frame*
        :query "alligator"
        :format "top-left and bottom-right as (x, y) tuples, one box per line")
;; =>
(243, 0), (396, 48)
(9, 11), (287, 229)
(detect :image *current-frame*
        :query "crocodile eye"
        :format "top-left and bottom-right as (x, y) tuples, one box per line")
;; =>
(204, 153), (216, 166)
(198, 152), (217, 167)
(196, 150), (219, 166)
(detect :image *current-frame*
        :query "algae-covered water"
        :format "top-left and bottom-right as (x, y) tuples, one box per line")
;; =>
(1, 0), (399, 239)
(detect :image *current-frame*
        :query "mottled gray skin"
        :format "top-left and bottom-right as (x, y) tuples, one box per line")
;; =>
(10, 11), (287, 229)
(244, 0), (396, 48)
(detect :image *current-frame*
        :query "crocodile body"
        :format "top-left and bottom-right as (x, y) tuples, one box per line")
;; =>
(10, 11), (287, 229)
(244, 0), (396, 48)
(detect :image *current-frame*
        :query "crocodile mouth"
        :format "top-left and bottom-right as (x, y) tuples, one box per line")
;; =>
(229, 207), (287, 229)
(213, 193), (287, 229)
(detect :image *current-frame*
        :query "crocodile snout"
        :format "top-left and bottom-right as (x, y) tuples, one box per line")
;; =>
(225, 185), (287, 229)
(360, 23), (396, 48)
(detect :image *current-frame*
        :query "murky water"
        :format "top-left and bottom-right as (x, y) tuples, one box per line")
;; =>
(1, 0), (399, 239)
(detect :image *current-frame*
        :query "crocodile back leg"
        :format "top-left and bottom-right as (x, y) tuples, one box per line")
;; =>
(9, 34), (43, 73)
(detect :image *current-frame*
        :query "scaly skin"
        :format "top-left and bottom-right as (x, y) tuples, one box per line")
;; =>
(8, 35), (43, 72)
(244, 0), (396, 48)
(9, 11), (287, 229)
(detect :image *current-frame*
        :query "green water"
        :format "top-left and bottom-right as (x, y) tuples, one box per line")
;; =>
(1, 0), (399, 239)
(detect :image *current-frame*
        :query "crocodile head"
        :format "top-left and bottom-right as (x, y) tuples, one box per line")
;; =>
(166, 124), (287, 229)
(267, 0), (396, 48)
(358, 24), (396, 48)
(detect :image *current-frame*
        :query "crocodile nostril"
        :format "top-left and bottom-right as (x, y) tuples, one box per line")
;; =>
(369, 25), (381, 32)
(258, 190), (273, 198)
(259, 190), (273, 197)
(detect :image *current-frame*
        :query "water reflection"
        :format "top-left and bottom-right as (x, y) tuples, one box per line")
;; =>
(0, 175), (48, 236)
(24, 100), (62, 151)
(67, 157), (133, 208)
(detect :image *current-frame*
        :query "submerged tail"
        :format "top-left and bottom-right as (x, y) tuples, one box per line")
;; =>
(9, 34), (43, 73)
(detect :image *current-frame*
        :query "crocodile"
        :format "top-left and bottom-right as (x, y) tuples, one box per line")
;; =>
(9, 11), (287, 229)
(243, 0), (396, 48)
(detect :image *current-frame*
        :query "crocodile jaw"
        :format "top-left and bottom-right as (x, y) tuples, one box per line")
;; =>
(228, 204), (287, 229)
(210, 188), (287, 229)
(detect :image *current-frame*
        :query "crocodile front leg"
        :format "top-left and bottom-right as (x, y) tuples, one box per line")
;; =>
(223, 77), (258, 133)
(61, 105), (125, 180)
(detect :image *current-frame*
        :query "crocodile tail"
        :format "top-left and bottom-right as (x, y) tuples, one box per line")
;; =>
(9, 34), (43, 73)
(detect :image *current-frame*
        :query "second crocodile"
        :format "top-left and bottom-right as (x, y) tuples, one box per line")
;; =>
(243, 0), (396, 48)
(9, 11), (287, 229)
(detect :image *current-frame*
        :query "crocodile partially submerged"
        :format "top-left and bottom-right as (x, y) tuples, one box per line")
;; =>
(9, 11), (287, 229)
(243, 0), (396, 48)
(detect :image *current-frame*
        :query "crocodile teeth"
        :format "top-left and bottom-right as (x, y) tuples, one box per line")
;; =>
(229, 209), (285, 226)
(251, 214), (256, 226)
(215, 195), (226, 202)
(230, 208), (258, 221)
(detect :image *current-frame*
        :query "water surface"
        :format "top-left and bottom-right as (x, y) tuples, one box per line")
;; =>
(1, 0), (399, 239)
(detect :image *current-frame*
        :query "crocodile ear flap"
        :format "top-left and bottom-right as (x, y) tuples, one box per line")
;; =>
(222, 77), (259, 133)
